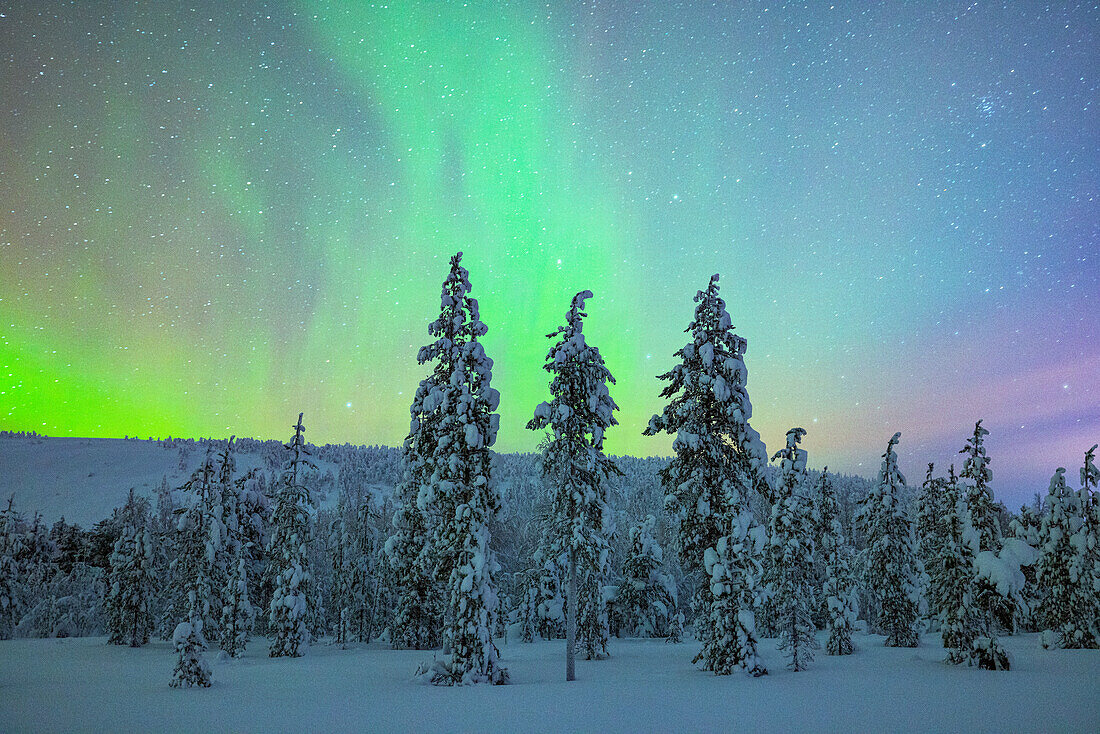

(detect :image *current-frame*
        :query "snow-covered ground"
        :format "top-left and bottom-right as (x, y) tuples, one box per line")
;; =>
(2, 632), (1097, 733)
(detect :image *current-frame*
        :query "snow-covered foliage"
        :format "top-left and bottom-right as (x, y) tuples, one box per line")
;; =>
(408, 253), (507, 686)
(616, 515), (676, 638)
(857, 433), (920, 647)
(169, 618), (211, 688)
(818, 469), (857, 656)
(106, 490), (154, 647)
(931, 471), (980, 664)
(268, 413), (315, 658)
(766, 428), (818, 671)
(1036, 458), (1099, 649)
(528, 290), (620, 673)
(175, 446), (222, 642)
(645, 274), (768, 675)
(0, 496), (23, 640)
(959, 421), (1002, 553)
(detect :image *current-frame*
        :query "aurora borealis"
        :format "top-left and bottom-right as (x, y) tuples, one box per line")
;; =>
(1, 2), (1096, 508)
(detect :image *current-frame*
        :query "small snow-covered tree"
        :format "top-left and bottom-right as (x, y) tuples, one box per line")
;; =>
(220, 549), (253, 658)
(268, 413), (315, 658)
(857, 432), (920, 647)
(413, 253), (507, 686)
(617, 515), (676, 638)
(175, 445), (220, 638)
(645, 274), (769, 677)
(818, 468), (857, 656)
(106, 489), (154, 647)
(769, 428), (818, 671)
(1036, 466), (1096, 649)
(959, 420), (1001, 553)
(528, 290), (620, 679)
(170, 617), (212, 688)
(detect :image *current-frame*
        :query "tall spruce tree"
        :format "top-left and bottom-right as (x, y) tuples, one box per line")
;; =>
(412, 252), (507, 685)
(857, 432), (920, 647)
(769, 428), (818, 671)
(528, 290), (620, 680)
(644, 274), (768, 676)
(818, 468), (857, 655)
(106, 489), (154, 647)
(268, 413), (315, 658)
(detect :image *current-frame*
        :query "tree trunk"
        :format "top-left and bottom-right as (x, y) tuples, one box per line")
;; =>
(567, 549), (577, 682)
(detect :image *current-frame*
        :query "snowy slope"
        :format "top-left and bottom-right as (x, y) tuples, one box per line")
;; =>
(0, 437), (323, 526)
(1, 632), (1097, 733)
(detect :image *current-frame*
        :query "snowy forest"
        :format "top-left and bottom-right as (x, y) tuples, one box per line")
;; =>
(2, 257), (1098, 699)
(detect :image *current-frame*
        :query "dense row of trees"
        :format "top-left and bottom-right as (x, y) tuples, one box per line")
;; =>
(1, 259), (1097, 687)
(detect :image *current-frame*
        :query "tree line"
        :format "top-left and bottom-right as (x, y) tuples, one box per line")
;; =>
(0, 256), (1097, 687)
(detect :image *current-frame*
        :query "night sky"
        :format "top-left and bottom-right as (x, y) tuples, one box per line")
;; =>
(1, 2), (1097, 509)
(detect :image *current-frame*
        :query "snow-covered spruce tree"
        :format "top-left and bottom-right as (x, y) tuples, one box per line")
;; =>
(1035, 466), (1096, 649)
(644, 273), (769, 676)
(175, 445), (221, 639)
(932, 468), (979, 664)
(220, 549), (253, 658)
(347, 497), (382, 643)
(617, 515), (676, 638)
(0, 496), (23, 640)
(857, 432), (920, 647)
(170, 616), (212, 688)
(528, 290), (620, 680)
(329, 514), (353, 648)
(268, 413), (316, 658)
(412, 252), (507, 686)
(915, 463), (947, 625)
(959, 420), (1002, 553)
(818, 468), (857, 656)
(106, 489), (155, 646)
(1078, 445), (1100, 643)
(385, 463), (441, 649)
(769, 428), (818, 671)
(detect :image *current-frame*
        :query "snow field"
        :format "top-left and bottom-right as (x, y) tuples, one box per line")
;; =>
(2, 631), (1097, 733)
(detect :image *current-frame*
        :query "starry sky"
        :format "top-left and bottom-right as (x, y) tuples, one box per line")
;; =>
(1, 2), (1097, 509)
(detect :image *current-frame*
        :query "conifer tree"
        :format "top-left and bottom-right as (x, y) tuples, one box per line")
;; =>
(385, 465), (440, 649)
(106, 489), (154, 647)
(645, 274), (768, 676)
(916, 463), (947, 620)
(410, 252), (507, 686)
(617, 515), (676, 638)
(769, 429), (818, 671)
(268, 413), (315, 658)
(819, 468), (857, 656)
(528, 290), (620, 680)
(933, 468), (979, 663)
(330, 514), (353, 648)
(220, 550), (253, 658)
(170, 616), (212, 688)
(959, 420), (1001, 552)
(0, 496), (23, 640)
(1036, 466), (1096, 648)
(175, 446), (220, 640)
(857, 432), (920, 647)
(1078, 445), (1100, 643)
